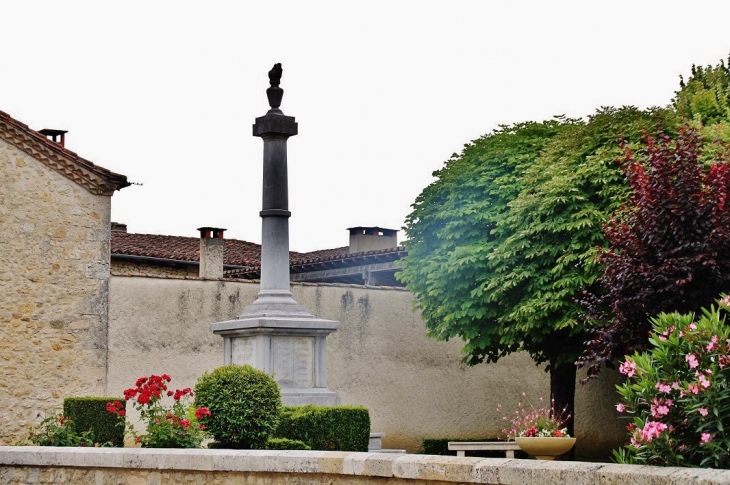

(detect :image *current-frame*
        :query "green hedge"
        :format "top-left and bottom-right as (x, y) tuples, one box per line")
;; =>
(274, 405), (369, 452)
(266, 437), (311, 450)
(420, 438), (527, 458)
(63, 397), (125, 447)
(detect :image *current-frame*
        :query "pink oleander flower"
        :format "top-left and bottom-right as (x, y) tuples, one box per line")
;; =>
(655, 382), (672, 393)
(698, 373), (711, 389)
(689, 323), (697, 331)
(640, 421), (667, 443)
(687, 383), (700, 395)
(707, 335), (719, 352)
(630, 434), (642, 448)
(698, 407), (709, 416)
(700, 432), (712, 445)
(616, 403), (626, 413)
(651, 398), (672, 418)
(619, 360), (637, 377)
(720, 295), (730, 307)
(685, 354), (699, 369)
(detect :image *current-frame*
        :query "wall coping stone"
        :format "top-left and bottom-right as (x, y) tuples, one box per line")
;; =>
(1, 448), (730, 484)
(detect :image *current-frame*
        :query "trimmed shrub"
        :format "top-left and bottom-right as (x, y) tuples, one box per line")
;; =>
(419, 438), (527, 458)
(194, 364), (281, 449)
(63, 397), (125, 447)
(266, 437), (311, 450)
(275, 405), (369, 452)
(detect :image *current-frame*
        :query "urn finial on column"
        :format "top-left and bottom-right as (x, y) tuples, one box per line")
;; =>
(266, 63), (284, 112)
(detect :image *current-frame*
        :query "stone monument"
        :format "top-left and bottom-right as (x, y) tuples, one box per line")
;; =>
(211, 63), (340, 406)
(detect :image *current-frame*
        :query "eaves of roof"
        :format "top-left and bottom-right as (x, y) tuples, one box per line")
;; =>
(0, 110), (129, 195)
(225, 246), (407, 280)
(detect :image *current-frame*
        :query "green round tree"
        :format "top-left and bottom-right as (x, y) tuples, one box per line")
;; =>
(194, 364), (281, 449)
(398, 107), (677, 441)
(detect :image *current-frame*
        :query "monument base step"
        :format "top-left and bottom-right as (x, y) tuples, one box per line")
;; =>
(281, 388), (341, 406)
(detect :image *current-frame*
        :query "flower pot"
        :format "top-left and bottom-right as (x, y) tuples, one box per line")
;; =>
(514, 437), (576, 460)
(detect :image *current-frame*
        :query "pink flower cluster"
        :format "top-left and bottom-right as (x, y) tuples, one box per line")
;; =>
(619, 360), (637, 377)
(650, 397), (673, 418)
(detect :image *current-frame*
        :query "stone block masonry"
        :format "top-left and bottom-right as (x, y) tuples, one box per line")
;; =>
(0, 138), (112, 443)
(0, 448), (728, 485)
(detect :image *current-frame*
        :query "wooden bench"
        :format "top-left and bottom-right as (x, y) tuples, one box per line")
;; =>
(447, 441), (521, 458)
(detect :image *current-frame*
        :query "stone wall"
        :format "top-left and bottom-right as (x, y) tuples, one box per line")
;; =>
(1, 447), (726, 485)
(107, 276), (625, 457)
(111, 259), (198, 278)
(0, 138), (112, 443)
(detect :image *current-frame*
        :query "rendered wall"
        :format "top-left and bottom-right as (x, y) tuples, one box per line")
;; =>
(0, 138), (112, 443)
(107, 276), (624, 456)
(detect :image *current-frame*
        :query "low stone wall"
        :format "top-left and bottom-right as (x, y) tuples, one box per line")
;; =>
(0, 447), (727, 485)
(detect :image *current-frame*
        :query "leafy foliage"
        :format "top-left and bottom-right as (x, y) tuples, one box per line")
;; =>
(64, 397), (126, 447)
(613, 300), (730, 468)
(194, 364), (281, 449)
(22, 412), (95, 447)
(580, 128), (730, 376)
(274, 405), (370, 452)
(265, 437), (311, 450)
(674, 57), (730, 125)
(398, 118), (572, 367)
(485, 107), (675, 369)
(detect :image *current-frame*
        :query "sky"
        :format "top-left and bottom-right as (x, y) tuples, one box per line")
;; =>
(2, 1), (730, 252)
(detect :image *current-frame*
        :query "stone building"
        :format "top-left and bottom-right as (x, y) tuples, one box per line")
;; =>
(0, 110), (128, 439)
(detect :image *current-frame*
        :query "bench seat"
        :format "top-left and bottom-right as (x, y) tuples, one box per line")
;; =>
(447, 441), (520, 458)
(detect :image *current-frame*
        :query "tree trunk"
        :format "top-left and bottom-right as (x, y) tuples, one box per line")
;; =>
(550, 362), (576, 461)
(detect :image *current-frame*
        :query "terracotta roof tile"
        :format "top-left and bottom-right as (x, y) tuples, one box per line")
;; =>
(112, 232), (406, 276)
(292, 246), (349, 263)
(292, 246), (405, 266)
(226, 245), (407, 279)
(112, 232), (302, 267)
(0, 110), (129, 195)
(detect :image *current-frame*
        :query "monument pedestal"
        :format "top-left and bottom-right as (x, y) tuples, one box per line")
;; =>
(211, 299), (341, 406)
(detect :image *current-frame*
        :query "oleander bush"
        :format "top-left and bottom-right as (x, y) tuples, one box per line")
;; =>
(614, 297), (730, 468)
(194, 364), (281, 449)
(274, 405), (369, 452)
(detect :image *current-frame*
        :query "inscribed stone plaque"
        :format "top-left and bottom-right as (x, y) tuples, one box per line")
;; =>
(231, 337), (255, 366)
(272, 336), (314, 388)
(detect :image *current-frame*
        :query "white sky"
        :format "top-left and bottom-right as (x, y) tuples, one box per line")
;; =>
(2, 1), (730, 252)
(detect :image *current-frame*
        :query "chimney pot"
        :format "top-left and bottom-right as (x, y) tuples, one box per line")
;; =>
(39, 128), (68, 148)
(197, 227), (226, 279)
(347, 226), (398, 254)
(110, 222), (128, 233)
